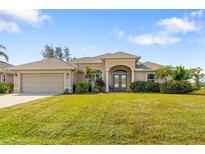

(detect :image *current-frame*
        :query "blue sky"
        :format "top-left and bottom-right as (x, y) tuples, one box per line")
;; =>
(0, 9), (205, 70)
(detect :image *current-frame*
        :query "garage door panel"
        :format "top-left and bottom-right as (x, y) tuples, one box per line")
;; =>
(21, 73), (64, 94)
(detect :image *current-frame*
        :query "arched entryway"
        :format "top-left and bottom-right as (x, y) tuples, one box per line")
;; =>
(106, 65), (134, 92)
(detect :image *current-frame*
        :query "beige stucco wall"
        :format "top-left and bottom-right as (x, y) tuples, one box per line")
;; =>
(73, 72), (85, 84)
(105, 59), (136, 71)
(76, 63), (105, 81)
(5, 74), (14, 84)
(14, 74), (18, 93)
(0, 73), (14, 84)
(135, 71), (164, 83)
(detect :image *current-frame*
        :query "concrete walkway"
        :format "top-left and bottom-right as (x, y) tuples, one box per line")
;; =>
(0, 93), (52, 109)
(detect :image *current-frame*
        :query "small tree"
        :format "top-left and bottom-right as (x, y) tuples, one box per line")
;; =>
(190, 67), (205, 90)
(0, 44), (9, 62)
(85, 67), (94, 81)
(85, 67), (95, 92)
(171, 65), (191, 81)
(155, 65), (173, 82)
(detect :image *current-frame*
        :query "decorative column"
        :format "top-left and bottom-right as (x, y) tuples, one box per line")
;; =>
(69, 71), (73, 93)
(18, 72), (21, 93)
(131, 69), (135, 82)
(105, 69), (109, 92)
(64, 72), (67, 92)
(0, 74), (3, 82)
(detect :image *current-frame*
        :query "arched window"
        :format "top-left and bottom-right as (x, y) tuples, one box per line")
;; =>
(94, 70), (102, 80)
(113, 70), (127, 75)
(147, 73), (155, 82)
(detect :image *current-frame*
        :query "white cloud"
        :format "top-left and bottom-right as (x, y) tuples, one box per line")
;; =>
(0, 20), (20, 33)
(114, 28), (125, 39)
(129, 12), (201, 46)
(156, 17), (198, 34)
(191, 10), (204, 17)
(0, 10), (51, 33)
(129, 32), (181, 45)
(0, 10), (51, 26)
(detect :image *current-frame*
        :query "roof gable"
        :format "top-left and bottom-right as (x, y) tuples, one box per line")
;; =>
(0, 61), (14, 72)
(136, 61), (162, 71)
(10, 58), (76, 71)
(101, 51), (141, 59)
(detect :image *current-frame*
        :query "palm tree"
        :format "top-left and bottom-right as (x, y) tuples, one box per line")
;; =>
(0, 44), (9, 62)
(171, 65), (191, 81)
(155, 65), (173, 82)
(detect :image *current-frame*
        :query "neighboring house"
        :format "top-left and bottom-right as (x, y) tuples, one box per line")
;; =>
(9, 51), (162, 94)
(0, 61), (14, 84)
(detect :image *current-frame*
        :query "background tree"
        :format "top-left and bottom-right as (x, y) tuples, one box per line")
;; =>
(0, 44), (9, 62)
(171, 65), (191, 81)
(190, 67), (205, 90)
(155, 65), (173, 82)
(41, 44), (73, 61)
(63, 47), (71, 62)
(55, 47), (64, 60)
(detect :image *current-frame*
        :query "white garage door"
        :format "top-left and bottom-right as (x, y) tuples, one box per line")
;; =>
(21, 73), (64, 94)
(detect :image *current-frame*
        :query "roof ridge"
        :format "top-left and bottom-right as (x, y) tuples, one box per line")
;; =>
(144, 61), (162, 66)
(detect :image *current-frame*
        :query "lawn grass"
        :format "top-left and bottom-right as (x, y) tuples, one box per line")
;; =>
(192, 89), (205, 95)
(0, 93), (205, 144)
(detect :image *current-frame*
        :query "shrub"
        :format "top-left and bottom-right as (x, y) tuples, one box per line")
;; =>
(7, 83), (14, 92)
(130, 81), (160, 92)
(94, 79), (105, 93)
(0, 82), (10, 94)
(160, 80), (193, 94)
(76, 80), (90, 93)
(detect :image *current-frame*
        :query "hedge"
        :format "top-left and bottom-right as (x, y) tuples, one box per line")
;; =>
(130, 81), (160, 92)
(0, 82), (10, 94)
(76, 80), (90, 93)
(160, 80), (193, 94)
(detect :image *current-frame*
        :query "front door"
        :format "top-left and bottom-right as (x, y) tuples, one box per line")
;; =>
(113, 73), (127, 90)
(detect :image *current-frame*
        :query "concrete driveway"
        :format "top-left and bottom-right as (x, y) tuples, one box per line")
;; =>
(0, 93), (53, 109)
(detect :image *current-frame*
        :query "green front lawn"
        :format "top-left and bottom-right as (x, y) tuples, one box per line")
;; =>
(0, 93), (205, 144)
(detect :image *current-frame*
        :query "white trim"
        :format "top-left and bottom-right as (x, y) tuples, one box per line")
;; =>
(18, 72), (21, 93)
(131, 69), (135, 82)
(64, 72), (67, 91)
(105, 70), (109, 92)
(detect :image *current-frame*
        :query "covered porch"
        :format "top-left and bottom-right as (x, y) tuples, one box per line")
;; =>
(105, 65), (135, 92)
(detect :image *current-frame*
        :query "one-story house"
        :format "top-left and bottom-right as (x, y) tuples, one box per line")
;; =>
(9, 51), (162, 94)
(0, 61), (14, 84)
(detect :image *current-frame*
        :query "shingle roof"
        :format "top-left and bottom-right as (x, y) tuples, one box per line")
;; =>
(70, 51), (141, 64)
(100, 51), (141, 59)
(9, 58), (76, 71)
(0, 61), (14, 72)
(135, 61), (162, 71)
(69, 57), (103, 64)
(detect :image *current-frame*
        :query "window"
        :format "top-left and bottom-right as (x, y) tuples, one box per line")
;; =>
(113, 70), (127, 75)
(94, 70), (102, 80)
(3, 75), (6, 83)
(147, 73), (155, 82)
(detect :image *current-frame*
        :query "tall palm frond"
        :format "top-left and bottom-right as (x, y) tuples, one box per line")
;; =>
(0, 44), (9, 62)
(0, 45), (6, 50)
